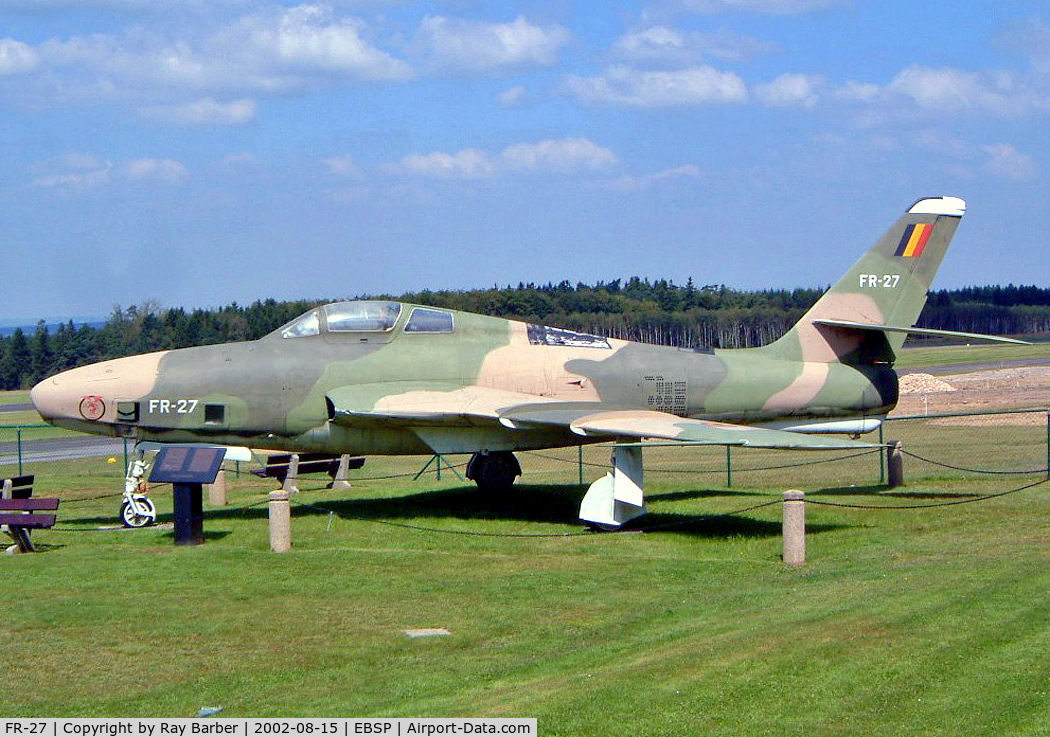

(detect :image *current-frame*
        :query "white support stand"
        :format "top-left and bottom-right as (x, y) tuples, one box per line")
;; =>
(330, 454), (353, 491)
(282, 453), (300, 494)
(578, 445), (647, 529)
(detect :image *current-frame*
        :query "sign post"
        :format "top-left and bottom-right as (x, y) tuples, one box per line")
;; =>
(148, 446), (227, 546)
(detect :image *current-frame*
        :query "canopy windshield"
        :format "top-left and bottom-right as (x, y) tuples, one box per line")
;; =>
(272, 301), (410, 339)
(324, 301), (401, 332)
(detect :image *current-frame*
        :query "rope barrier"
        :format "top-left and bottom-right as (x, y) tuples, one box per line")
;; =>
(525, 448), (883, 476)
(899, 449), (1049, 476)
(289, 496), (787, 538)
(807, 477), (1050, 510)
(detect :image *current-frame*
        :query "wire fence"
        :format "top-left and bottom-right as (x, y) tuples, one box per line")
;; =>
(2, 408), (1048, 496)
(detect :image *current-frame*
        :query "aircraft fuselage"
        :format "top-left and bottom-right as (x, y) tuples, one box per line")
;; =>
(30, 304), (897, 455)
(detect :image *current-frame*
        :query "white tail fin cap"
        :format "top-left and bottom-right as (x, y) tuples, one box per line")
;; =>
(908, 196), (966, 216)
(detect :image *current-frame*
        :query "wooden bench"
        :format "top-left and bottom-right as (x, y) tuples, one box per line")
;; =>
(1, 475), (59, 553)
(250, 453), (364, 486)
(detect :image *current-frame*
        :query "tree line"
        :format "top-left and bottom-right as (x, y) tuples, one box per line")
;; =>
(2, 280), (1049, 390)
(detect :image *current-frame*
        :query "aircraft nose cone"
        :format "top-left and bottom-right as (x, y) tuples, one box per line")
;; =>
(30, 353), (165, 429)
(30, 375), (64, 421)
(30, 371), (94, 423)
(30, 362), (118, 425)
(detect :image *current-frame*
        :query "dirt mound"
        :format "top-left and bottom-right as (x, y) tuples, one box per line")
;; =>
(899, 373), (955, 394)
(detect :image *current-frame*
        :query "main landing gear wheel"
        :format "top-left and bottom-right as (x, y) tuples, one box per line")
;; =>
(466, 451), (522, 492)
(120, 498), (157, 528)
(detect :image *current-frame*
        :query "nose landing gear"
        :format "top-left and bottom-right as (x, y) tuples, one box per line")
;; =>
(121, 454), (157, 527)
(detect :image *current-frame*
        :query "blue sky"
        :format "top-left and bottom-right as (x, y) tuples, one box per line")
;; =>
(2, 0), (1049, 320)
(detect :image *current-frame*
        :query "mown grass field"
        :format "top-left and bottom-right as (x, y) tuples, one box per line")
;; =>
(2, 344), (1050, 732)
(894, 338), (1050, 370)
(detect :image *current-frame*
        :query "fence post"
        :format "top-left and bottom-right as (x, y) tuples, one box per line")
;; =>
(782, 490), (805, 567)
(16, 428), (23, 476)
(578, 445), (584, 487)
(268, 490), (291, 552)
(207, 469), (228, 507)
(1046, 411), (1049, 481)
(725, 445), (732, 488)
(887, 441), (904, 488)
(878, 422), (885, 485)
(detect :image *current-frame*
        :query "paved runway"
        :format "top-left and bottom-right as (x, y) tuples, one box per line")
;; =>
(0, 435), (127, 466)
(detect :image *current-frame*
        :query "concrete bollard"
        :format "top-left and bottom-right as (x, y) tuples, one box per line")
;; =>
(282, 453), (300, 494)
(330, 454), (353, 491)
(782, 490), (805, 567)
(206, 469), (228, 507)
(269, 490), (291, 553)
(887, 441), (904, 488)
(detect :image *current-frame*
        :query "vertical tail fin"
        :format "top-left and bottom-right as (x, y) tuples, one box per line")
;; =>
(766, 196), (965, 365)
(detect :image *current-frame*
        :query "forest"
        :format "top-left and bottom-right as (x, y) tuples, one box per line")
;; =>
(2, 280), (1049, 390)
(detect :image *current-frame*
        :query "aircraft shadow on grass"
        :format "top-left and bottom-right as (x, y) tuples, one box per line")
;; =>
(187, 483), (847, 540)
(61, 481), (852, 540)
(811, 483), (983, 499)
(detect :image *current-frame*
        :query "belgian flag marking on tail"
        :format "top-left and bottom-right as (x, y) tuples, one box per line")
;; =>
(894, 222), (934, 258)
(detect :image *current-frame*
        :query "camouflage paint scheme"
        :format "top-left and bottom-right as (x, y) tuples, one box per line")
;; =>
(32, 197), (1007, 466)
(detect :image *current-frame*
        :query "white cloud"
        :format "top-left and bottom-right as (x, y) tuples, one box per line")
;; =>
(501, 138), (617, 172)
(416, 15), (570, 72)
(563, 65), (747, 107)
(123, 158), (189, 183)
(604, 164), (700, 191)
(33, 154), (113, 189)
(613, 26), (777, 64)
(32, 153), (188, 188)
(982, 143), (1037, 181)
(387, 138), (617, 179)
(887, 65), (1029, 115)
(233, 5), (411, 82)
(614, 26), (686, 60)
(323, 155), (364, 178)
(0, 38), (39, 75)
(138, 97), (256, 125)
(835, 80), (880, 103)
(755, 73), (822, 107)
(4, 4), (413, 107)
(675, 0), (843, 13)
(393, 149), (495, 179)
(835, 64), (1050, 122)
(497, 85), (527, 107)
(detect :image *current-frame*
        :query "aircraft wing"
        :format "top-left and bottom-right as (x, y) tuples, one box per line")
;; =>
(499, 405), (875, 449)
(327, 384), (876, 450)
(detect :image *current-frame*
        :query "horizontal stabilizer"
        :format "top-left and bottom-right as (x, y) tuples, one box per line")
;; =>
(812, 319), (1030, 345)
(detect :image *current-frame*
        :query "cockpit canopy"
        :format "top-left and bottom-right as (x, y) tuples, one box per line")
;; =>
(273, 301), (454, 339)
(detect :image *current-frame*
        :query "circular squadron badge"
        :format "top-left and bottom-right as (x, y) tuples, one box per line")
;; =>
(79, 395), (106, 421)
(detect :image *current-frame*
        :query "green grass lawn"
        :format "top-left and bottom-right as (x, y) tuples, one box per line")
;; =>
(895, 339), (1050, 370)
(3, 444), (1050, 733)
(2, 344), (1050, 731)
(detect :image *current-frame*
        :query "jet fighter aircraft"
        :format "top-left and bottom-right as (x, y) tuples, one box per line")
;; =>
(30, 196), (1022, 526)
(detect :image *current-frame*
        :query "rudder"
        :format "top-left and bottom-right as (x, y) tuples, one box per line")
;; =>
(766, 196), (965, 364)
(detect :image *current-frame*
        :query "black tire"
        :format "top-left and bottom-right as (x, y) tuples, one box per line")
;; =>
(468, 451), (520, 492)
